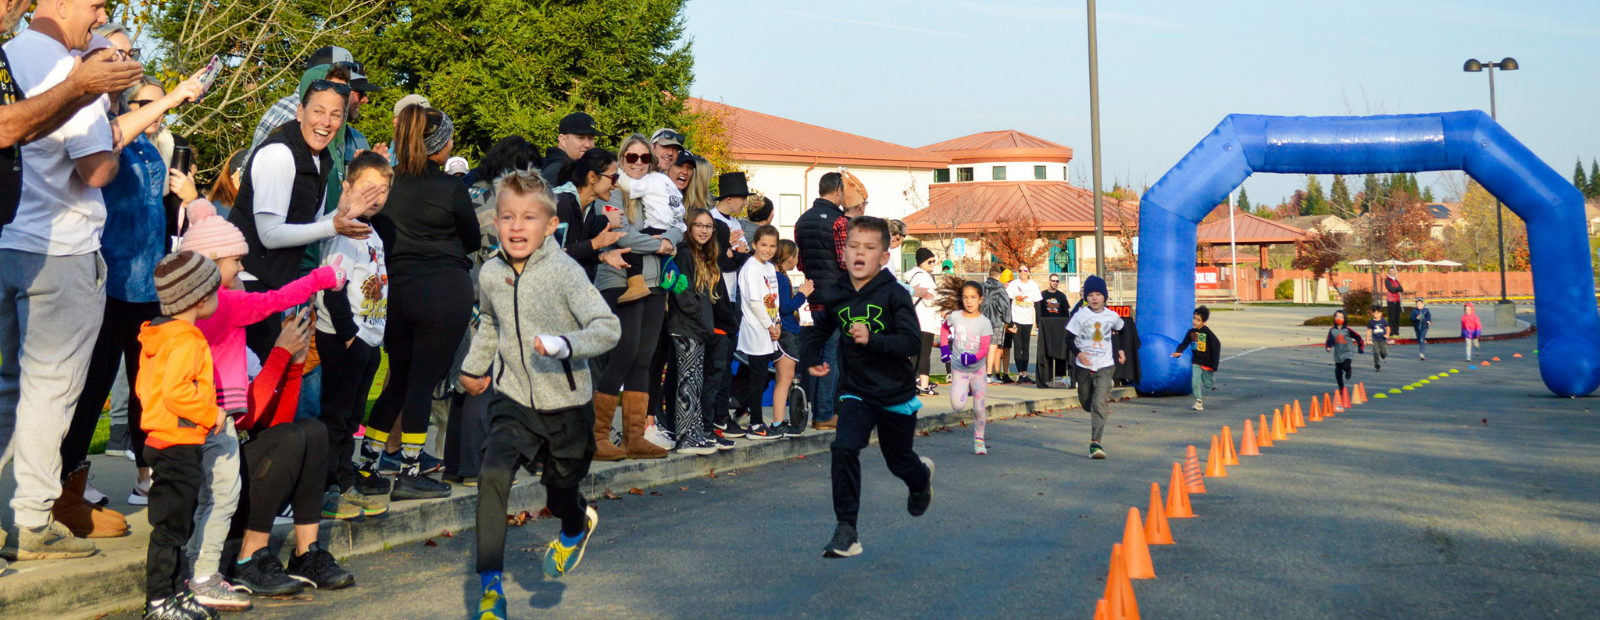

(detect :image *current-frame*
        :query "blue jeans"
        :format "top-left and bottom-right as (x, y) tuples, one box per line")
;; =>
(295, 366), (323, 420)
(799, 327), (840, 422)
(1414, 327), (1428, 357)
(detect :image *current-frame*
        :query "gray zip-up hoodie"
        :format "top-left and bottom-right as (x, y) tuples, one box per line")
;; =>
(462, 239), (621, 412)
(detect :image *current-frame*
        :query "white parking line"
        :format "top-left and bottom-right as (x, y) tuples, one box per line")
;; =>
(1220, 347), (1267, 362)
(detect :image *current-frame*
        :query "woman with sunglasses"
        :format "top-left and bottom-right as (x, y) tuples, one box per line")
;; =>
(611, 133), (684, 304)
(363, 105), (480, 501)
(228, 71), (382, 352)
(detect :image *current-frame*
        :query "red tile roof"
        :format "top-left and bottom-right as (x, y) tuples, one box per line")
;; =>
(903, 181), (1136, 235)
(1196, 211), (1310, 245)
(686, 98), (948, 169)
(921, 130), (1074, 165)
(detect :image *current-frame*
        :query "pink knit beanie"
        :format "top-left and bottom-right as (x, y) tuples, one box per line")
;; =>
(179, 199), (249, 261)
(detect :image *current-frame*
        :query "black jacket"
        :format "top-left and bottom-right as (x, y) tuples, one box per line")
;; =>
(1174, 325), (1222, 371)
(228, 120), (331, 289)
(541, 146), (572, 189)
(556, 192), (610, 281)
(711, 218), (747, 335)
(667, 242), (714, 341)
(794, 198), (843, 308)
(800, 269), (921, 408)
(383, 162), (480, 277)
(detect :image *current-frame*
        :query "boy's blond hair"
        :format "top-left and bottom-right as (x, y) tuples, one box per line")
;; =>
(492, 169), (557, 218)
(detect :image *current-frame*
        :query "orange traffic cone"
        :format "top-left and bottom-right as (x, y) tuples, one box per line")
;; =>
(1221, 425), (1239, 465)
(1184, 445), (1206, 494)
(1293, 400), (1305, 426)
(1146, 483), (1174, 544)
(1334, 389), (1346, 413)
(1257, 414), (1274, 447)
(1358, 382), (1368, 404)
(1310, 395), (1322, 421)
(1205, 435), (1228, 478)
(1271, 409), (1288, 440)
(1104, 544), (1142, 620)
(1093, 599), (1109, 620)
(1284, 403), (1300, 434)
(1492, 356), (1501, 361)
(1123, 507), (1155, 579)
(1513, 353), (1523, 358)
(1239, 420), (1261, 456)
(1323, 392), (1335, 418)
(1166, 463), (1194, 518)
(1482, 361), (1490, 366)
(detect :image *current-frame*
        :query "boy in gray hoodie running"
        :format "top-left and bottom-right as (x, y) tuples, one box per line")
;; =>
(1325, 309), (1366, 393)
(459, 171), (621, 620)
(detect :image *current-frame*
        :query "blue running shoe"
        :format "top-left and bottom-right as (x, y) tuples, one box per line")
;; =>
(375, 451), (402, 477)
(542, 506), (598, 579)
(417, 450), (444, 475)
(478, 576), (507, 620)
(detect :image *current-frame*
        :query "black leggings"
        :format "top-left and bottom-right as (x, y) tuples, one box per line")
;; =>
(63, 297), (159, 470)
(914, 332), (934, 377)
(1386, 302), (1402, 337)
(594, 289), (665, 395)
(371, 270), (474, 445)
(233, 419), (328, 533)
(1335, 359), (1353, 390)
(740, 352), (777, 425)
(316, 333), (381, 491)
(1012, 324), (1034, 375)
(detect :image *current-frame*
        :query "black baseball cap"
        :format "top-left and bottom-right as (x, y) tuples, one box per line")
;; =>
(558, 112), (597, 136)
(673, 151), (698, 168)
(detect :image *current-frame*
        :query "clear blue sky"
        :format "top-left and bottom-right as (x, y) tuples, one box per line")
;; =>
(685, 0), (1600, 206)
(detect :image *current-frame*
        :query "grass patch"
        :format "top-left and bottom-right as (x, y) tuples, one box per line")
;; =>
(89, 412), (110, 455)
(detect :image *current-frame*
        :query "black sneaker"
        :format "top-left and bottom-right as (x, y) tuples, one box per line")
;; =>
(714, 418), (746, 438)
(747, 422), (785, 440)
(1090, 442), (1107, 460)
(675, 436), (718, 456)
(1016, 374), (1035, 385)
(822, 522), (862, 558)
(174, 591), (219, 620)
(391, 471), (453, 501)
(357, 469), (391, 496)
(999, 374), (1016, 384)
(230, 547), (303, 596)
(713, 435), (735, 451)
(908, 456), (934, 517)
(286, 542), (354, 590)
(144, 592), (217, 620)
(782, 421), (805, 438)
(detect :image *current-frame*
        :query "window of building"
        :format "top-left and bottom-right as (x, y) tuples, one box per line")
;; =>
(934, 169), (950, 183)
(992, 166), (1007, 181)
(1034, 165), (1046, 180)
(1063, 166), (1069, 181)
(778, 194), (802, 226)
(957, 167), (974, 182)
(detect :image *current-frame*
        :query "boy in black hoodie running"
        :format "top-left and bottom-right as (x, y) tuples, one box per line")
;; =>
(803, 217), (933, 559)
(1171, 306), (1221, 411)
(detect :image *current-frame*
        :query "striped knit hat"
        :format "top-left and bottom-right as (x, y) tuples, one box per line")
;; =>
(154, 251), (221, 315)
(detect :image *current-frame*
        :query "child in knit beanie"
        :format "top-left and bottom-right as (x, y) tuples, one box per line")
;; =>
(180, 200), (344, 602)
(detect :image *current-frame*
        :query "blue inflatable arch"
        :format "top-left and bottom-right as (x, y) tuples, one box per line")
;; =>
(1136, 111), (1599, 398)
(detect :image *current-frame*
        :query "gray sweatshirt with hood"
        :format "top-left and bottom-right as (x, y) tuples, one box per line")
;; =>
(462, 239), (621, 412)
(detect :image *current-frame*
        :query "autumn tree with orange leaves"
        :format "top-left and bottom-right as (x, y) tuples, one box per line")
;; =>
(980, 213), (1050, 272)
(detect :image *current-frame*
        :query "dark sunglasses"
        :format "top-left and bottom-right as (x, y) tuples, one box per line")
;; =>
(624, 153), (654, 165)
(126, 48), (142, 61)
(654, 130), (683, 144)
(1049, 279), (1060, 283)
(599, 172), (620, 183)
(306, 80), (351, 97)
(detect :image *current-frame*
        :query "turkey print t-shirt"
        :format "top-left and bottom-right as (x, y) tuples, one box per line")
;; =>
(1067, 306), (1124, 371)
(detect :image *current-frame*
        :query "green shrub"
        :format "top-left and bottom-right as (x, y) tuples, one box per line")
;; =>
(1274, 280), (1294, 300)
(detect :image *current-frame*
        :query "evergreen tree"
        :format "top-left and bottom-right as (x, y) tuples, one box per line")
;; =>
(1422, 185), (1435, 202)
(1575, 157), (1588, 195)
(1302, 175), (1329, 215)
(1237, 187), (1252, 212)
(1361, 174), (1383, 213)
(1329, 175), (1353, 216)
(1591, 159), (1600, 199)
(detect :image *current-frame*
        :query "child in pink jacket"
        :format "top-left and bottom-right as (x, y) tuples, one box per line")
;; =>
(1461, 302), (1483, 361)
(174, 199), (343, 604)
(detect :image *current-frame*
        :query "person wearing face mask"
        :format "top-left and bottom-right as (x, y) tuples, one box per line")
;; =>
(227, 75), (380, 357)
(1324, 309), (1365, 393)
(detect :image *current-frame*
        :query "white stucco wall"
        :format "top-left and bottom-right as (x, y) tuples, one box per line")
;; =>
(941, 160), (1071, 183)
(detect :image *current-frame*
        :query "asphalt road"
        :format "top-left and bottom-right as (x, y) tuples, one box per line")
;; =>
(105, 336), (1600, 619)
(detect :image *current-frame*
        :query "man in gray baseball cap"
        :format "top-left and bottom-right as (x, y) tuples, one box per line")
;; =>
(649, 127), (684, 174)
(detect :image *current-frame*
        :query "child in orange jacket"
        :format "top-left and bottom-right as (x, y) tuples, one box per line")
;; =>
(136, 251), (224, 619)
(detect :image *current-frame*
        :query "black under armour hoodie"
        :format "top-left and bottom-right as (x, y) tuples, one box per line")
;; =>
(800, 268), (922, 409)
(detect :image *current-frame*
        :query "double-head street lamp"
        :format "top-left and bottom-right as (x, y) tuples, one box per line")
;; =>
(1464, 57), (1517, 305)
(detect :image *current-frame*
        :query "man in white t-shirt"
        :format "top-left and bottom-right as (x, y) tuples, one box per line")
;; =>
(1066, 275), (1124, 460)
(1005, 265), (1044, 385)
(0, 0), (128, 561)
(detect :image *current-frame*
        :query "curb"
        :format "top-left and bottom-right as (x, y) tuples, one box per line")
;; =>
(4, 386), (1134, 620)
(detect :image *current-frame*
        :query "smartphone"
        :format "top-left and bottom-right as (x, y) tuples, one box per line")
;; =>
(194, 55), (222, 104)
(172, 145), (193, 174)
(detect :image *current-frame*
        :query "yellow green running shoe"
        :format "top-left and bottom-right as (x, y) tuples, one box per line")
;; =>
(543, 506), (599, 579)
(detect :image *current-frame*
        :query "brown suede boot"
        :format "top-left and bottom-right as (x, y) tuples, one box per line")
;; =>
(53, 463), (128, 538)
(592, 392), (626, 461)
(617, 274), (650, 304)
(621, 391), (668, 459)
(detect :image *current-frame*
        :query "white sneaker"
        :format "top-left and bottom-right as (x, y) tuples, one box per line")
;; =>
(83, 479), (109, 507)
(1191, 401), (1204, 411)
(127, 476), (152, 506)
(644, 424), (674, 450)
(125, 449), (136, 462)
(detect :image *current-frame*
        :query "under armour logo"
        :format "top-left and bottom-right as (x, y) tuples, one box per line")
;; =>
(837, 304), (885, 333)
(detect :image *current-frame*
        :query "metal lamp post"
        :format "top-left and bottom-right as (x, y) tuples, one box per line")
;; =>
(1087, 0), (1106, 277)
(1464, 57), (1518, 327)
